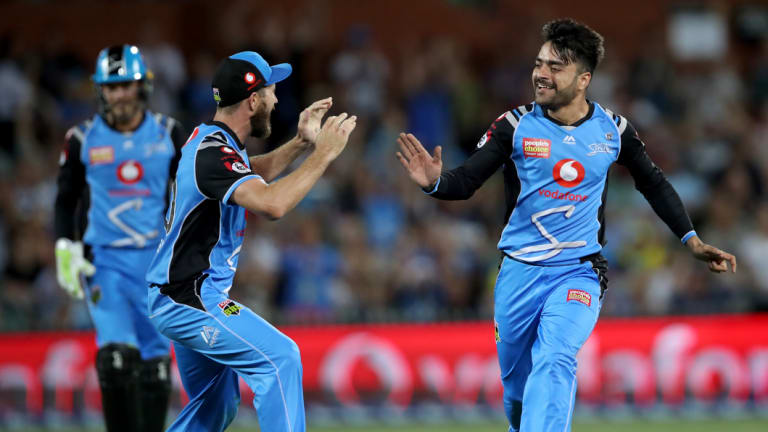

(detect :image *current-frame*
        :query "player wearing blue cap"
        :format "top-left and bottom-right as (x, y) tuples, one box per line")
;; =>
(146, 51), (357, 431)
(397, 19), (737, 432)
(54, 45), (185, 431)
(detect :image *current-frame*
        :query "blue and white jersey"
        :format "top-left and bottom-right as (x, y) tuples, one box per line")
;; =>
(427, 101), (695, 265)
(498, 103), (620, 263)
(146, 121), (263, 291)
(55, 111), (185, 250)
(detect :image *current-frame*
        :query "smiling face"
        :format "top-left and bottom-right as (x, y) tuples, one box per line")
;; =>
(532, 41), (591, 110)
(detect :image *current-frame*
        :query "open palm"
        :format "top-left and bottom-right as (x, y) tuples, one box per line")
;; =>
(396, 133), (442, 188)
(297, 97), (333, 144)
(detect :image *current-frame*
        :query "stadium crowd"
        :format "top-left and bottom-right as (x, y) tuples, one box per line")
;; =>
(0, 3), (766, 331)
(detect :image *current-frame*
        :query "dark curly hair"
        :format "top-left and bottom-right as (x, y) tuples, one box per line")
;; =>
(542, 18), (605, 73)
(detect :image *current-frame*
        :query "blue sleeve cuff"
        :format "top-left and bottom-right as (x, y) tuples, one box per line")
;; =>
(423, 177), (441, 195)
(681, 230), (697, 245)
(223, 174), (262, 205)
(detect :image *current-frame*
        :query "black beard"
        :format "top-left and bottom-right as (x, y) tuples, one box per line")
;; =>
(109, 101), (142, 126)
(536, 80), (578, 111)
(250, 106), (272, 138)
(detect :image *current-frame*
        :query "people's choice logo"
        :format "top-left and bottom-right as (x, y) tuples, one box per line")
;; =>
(553, 159), (585, 188)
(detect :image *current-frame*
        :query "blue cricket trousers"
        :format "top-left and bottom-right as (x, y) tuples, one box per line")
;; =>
(495, 256), (602, 432)
(148, 277), (305, 432)
(87, 246), (169, 359)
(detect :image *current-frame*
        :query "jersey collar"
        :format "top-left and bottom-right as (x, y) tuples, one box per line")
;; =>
(540, 100), (595, 127)
(205, 120), (245, 150)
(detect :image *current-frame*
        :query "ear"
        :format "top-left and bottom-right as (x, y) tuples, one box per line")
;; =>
(248, 91), (261, 112)
(578, 71), (592, 91)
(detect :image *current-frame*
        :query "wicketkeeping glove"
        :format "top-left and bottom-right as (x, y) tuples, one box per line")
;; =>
(55, 238), (96, 299)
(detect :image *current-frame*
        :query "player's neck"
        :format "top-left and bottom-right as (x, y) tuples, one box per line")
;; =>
(545, 98), (590, 126)
(212, 112), (250, 144)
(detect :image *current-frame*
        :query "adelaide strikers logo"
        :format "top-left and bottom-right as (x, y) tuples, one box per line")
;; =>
(552, 159), (585, 188)
(116, 160), (144, 185)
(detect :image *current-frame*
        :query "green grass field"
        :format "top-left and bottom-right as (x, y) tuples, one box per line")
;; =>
(11, 419), (768, 432)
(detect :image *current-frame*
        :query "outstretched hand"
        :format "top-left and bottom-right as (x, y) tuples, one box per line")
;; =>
(686, 236), (737, 273)
(297, 97), (333, 145)
(396, 133), (442, 189)
(314, 112), (357, 161)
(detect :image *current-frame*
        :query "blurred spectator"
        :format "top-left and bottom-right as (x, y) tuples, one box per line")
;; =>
(331, 25), (390, 119)
(275, 213), (349, 322)
(180, 51), (217, 126)
(140, 25), (187, 116)
(0, 35), (32, 162)
(739, 201), (768, 309)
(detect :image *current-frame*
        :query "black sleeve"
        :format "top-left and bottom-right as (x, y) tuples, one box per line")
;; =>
(54, 133), (87, 240)
(195, 138), (258, 203)
(427, 113), (514, 200)
(616, 119), (694, 240)
(168, 119), (187, 181)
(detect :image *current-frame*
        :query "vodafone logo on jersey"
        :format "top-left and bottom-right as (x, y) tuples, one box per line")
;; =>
(116, 160), (144, 185)
(552, 159), (585, 188)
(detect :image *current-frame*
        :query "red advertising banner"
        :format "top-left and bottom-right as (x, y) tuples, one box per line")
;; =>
(1, 314), (768, 417)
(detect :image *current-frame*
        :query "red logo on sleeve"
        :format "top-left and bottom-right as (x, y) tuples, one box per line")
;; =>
(218, 147), (251, 174)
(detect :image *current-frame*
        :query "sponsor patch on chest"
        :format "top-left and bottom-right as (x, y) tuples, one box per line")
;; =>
(89, 146), (115, 165)
(522, 138), (551, 158)
(566, 289), (592, 306)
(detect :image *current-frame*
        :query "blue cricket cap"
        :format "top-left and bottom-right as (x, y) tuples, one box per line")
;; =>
(211, 51), (292, 107)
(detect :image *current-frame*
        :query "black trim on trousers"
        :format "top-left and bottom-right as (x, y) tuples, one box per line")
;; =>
(152, 273), (209, 311)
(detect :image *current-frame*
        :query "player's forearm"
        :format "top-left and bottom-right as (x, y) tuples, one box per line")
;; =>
(426, 170), (479, 200)
(54, 174), (84, 240)
(55, 135), (86, 239)
(426, 137), (507, 200)
(248, 136), (310, 182)
(640, 179), (695, 240)
(236, 150), (332, 219)
(54, 194), (79, 240)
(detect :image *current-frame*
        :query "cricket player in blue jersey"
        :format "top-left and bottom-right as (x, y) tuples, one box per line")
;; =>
(146, 51), (356, 431)
(397, 19), (737, 431)
(54, 45), (185, 431)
